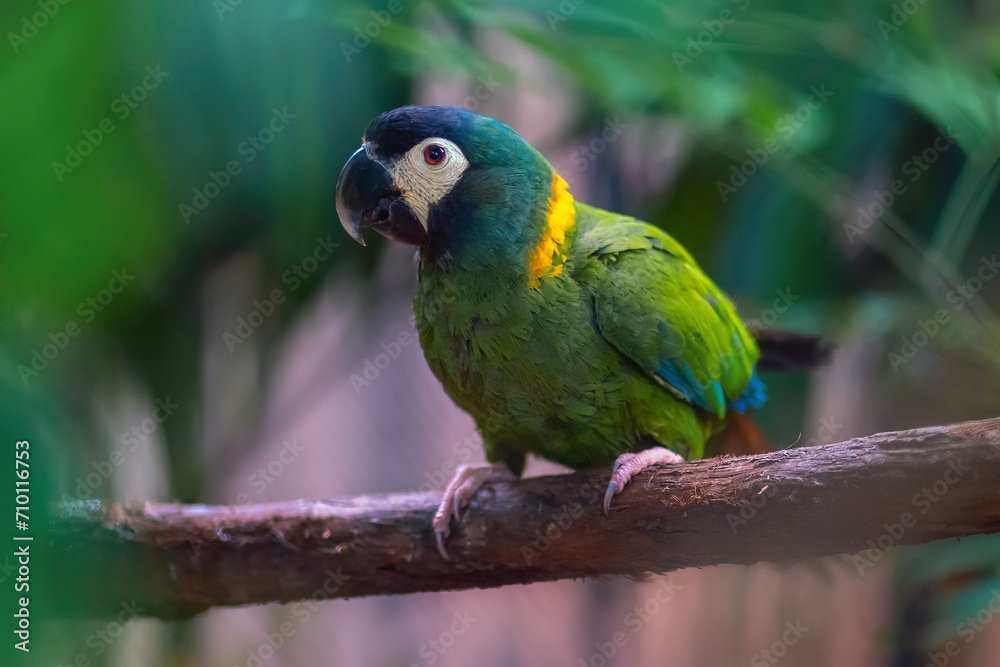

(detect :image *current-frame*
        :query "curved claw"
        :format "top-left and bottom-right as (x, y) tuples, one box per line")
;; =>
(603, 480), (618, 516)
(430, 462), (511, 561)
(602, 448), (686, 518)
(436, 530), (451, 561)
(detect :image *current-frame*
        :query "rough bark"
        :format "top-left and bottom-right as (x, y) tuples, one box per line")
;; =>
(51, 418), (1000, 618)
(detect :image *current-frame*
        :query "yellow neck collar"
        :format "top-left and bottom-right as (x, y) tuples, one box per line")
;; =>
(528, 174), (575, 288)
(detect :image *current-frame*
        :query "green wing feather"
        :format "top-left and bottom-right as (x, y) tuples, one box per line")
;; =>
(572, 203), (760, 423)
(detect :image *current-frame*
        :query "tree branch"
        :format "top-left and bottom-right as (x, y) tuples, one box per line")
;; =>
(53, 418), (1000, 618)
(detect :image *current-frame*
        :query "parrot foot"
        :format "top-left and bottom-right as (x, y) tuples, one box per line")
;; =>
(433, 462), (513, 560)
(603, 447), (685, 516)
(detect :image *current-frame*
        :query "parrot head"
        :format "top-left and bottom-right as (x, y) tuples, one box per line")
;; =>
(335, 106), (562, 271)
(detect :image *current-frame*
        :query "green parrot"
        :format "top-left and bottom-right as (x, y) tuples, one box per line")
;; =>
(336, 106), (782, 559)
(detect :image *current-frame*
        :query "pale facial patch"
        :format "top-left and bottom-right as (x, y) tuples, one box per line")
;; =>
(387, 138), (469, 228)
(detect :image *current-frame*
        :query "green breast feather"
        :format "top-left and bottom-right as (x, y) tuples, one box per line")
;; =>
(413, 200), (764, 471)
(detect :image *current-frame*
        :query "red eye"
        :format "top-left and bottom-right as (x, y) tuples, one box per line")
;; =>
(423, 144), (446, 165)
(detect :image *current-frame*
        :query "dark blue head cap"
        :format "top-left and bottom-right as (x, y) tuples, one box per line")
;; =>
(364, 105), (521, 164)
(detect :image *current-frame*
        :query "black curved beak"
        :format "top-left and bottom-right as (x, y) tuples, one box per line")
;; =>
(335, 145), (426, 246)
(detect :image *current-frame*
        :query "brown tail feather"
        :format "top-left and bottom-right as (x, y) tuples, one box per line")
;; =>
(710, 411), (773, 457)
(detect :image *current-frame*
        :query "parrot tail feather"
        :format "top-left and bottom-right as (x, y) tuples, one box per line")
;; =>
(711, 411), (772, 457)
(750, 327), (833, 372)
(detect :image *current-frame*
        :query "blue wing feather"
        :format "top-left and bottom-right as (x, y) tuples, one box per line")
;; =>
(728, 368), (768, 413)
(659, 360), (767, 417)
